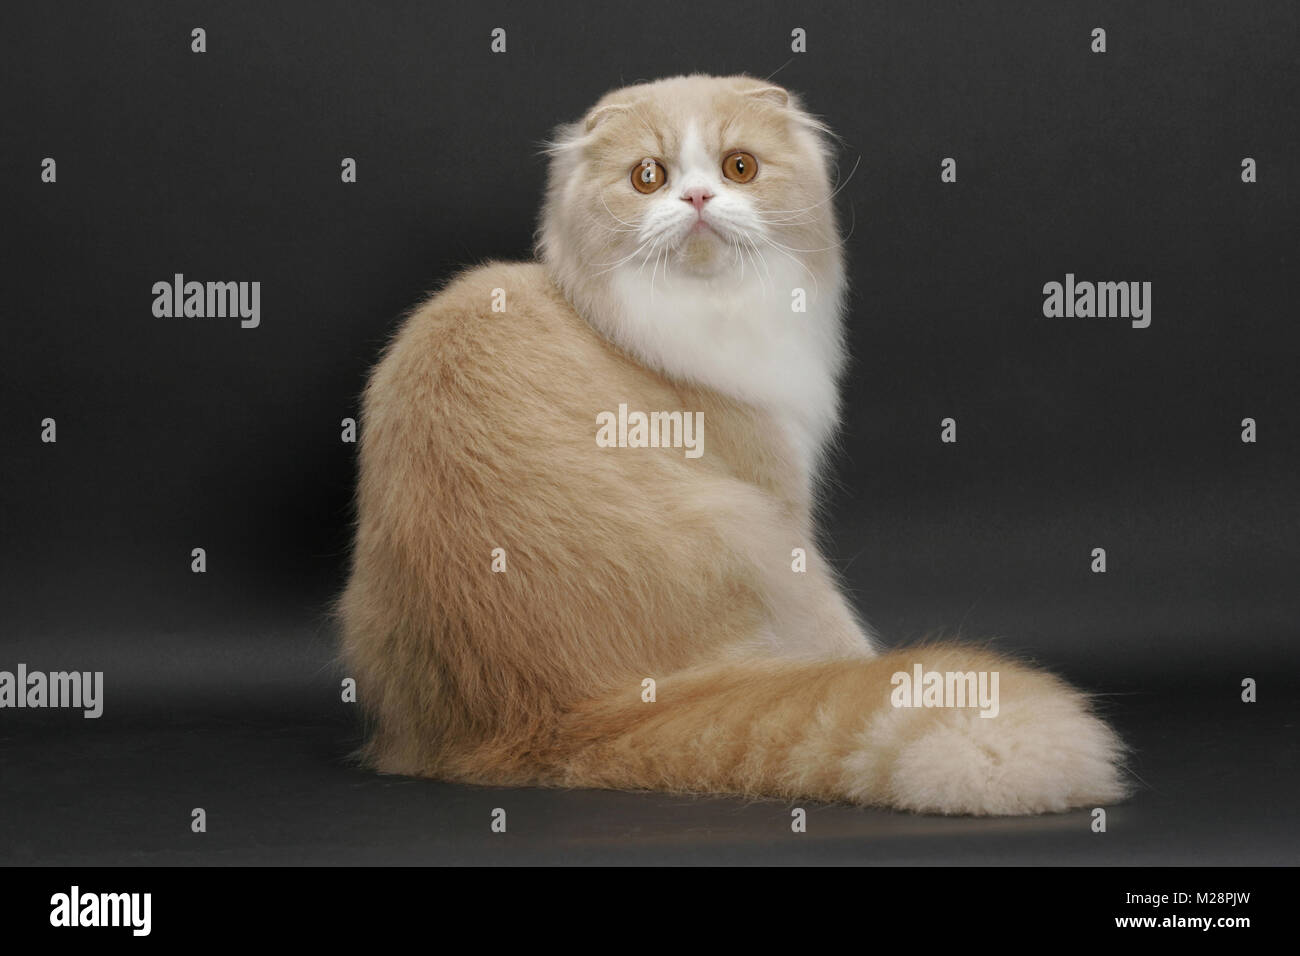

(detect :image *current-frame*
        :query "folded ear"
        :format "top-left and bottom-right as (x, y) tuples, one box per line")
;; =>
(742, 84), (790, 107)
(584, 101), (633, 132)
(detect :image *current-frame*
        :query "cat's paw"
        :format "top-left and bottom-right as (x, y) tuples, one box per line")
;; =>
(870, 676), (1129, 816)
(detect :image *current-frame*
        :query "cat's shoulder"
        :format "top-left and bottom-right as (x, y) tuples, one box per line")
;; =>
(406, 260), (572, 337)
(372, 259), (601, 397)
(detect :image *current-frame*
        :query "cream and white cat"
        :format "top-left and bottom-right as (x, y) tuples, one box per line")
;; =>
(338, 74), (1128, 814)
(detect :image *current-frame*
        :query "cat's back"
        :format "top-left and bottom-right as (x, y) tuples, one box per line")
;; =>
(373, 260), (586, 395)
(359, 259), (680, 478)
(360, 259), (806, 518)
(371, 260), (609, 414)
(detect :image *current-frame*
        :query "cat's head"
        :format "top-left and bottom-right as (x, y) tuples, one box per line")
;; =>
(538, 74), (844, 304)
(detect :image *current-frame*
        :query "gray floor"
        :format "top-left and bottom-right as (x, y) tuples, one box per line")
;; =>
(3, 679), (1295, 866)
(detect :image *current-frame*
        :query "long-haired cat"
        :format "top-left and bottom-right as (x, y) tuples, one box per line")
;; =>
(338, 74), (1128, 814)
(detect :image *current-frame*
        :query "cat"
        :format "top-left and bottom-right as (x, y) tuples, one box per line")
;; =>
(337, 74), (1128, 815)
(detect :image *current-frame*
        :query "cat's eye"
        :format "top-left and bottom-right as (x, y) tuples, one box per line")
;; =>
(722, 151), (758, 183)
(631, 158), (667, 194)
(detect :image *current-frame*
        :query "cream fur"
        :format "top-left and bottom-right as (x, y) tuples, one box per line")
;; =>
(337, 75), (1128, 815)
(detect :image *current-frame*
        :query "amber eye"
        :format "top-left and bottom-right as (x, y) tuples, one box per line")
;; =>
(722, 151), (758, 183)
(631, 158), (667, 194)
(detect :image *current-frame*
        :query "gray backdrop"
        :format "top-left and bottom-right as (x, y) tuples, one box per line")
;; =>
(1, 0), (1296, 865)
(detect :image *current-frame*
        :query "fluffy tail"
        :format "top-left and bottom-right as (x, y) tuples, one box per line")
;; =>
(545, 644), (1128, 815)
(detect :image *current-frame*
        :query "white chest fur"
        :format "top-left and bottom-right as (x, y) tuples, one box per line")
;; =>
(605, 258), (845, 478)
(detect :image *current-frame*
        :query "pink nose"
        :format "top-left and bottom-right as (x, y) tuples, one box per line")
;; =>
(681, 187), (714, 211)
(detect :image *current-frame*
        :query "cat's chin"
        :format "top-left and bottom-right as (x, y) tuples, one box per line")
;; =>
(675, 233), (732, 277)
